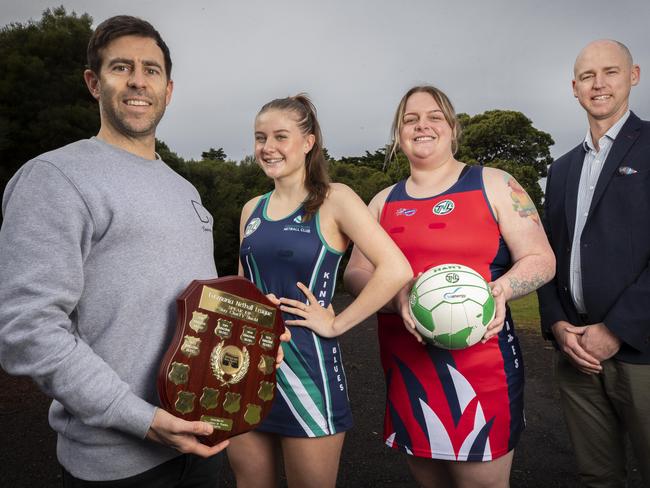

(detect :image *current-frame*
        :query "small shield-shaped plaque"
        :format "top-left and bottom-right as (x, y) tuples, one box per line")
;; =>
(175, 391), (196, 414)
(258, 381), (275, 401)
(244, 404), (262, 425)
(189, 311), (209, 333)
(168, 362), (189, 385)
(214, 318), (233, 338)
(181, 335), (201, 358)
(258, 355), (274, 375)
(240, 326), (257, 345)
(223, 392), (241, 414)
(200, 387), (220, 410)
(259, 332), (276, 350)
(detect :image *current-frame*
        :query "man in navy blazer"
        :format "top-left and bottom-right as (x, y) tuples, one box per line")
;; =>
(538, 39), (650, 488)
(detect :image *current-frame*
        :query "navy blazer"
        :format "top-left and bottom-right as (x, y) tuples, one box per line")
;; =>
(538, 112), (650, 363)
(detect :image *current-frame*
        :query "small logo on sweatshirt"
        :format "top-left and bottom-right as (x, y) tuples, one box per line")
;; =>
(192, 200), (213, 232)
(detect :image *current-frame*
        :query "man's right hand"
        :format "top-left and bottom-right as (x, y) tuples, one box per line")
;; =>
(146, 408), (229, 457)
(551, 321), (602, 374)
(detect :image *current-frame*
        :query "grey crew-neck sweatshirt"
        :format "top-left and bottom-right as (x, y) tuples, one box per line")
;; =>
(0, 138), (217, 480)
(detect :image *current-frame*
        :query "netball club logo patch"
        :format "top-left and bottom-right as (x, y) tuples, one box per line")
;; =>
(433, 199), (455, 215)
(396, 208), (417, 217)
(244, 218), (261, 237)
(293, 215), (303, 224)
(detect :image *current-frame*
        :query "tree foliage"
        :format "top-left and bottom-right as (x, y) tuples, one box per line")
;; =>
(0, 7), (97, 193)
(457, 110), (554, 178)
(201, 147), (227, 162)
(340, 148), (387, 171)
(456, 110), (553, 210)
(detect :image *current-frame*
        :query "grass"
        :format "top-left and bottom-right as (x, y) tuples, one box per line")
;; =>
(508, 292), (540, 332)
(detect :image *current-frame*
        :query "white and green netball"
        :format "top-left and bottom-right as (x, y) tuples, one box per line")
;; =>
(408, 264), (495, 349)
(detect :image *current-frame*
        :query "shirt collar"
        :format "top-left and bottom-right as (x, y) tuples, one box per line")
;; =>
(582, 110), (630, 152)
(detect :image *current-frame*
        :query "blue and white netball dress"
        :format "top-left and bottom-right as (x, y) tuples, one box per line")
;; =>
(240, 192), (353, 437)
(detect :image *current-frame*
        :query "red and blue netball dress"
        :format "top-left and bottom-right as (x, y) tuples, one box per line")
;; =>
(240, 192), (353, 437)
(378, 165), (524, 461)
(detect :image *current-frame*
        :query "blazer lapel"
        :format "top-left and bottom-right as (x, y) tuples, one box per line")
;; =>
(565, 146), (586, 242)
(589, 113), (642, 215)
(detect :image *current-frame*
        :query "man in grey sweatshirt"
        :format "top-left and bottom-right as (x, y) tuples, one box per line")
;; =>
(0, 16), (227, 486)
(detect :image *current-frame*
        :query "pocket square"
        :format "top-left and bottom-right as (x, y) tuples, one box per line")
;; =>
(618, 166), (638, 175)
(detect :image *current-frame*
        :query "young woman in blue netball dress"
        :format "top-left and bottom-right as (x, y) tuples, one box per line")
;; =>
(344, 86), (555, 488)
(227, 94), (411, 488)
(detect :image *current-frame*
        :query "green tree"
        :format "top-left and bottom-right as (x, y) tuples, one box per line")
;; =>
(340, 148), (387, 171)
(330, 161), (392, 203)
(457, 110), (554, 178)
(0, 7), (97, 195)
(201, 147), (227, 162)
(457, 110), (553, 211)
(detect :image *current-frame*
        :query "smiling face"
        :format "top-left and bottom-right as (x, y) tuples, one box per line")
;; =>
(254, 109), (315, 181)
(398, 91), (455, 164)
(84, 35), (173, 145)
(573, 40), (639, 127)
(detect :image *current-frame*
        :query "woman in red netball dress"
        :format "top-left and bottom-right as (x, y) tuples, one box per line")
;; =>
(344, 86), (555, 488)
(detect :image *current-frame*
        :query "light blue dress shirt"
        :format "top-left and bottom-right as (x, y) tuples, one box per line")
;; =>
(569, 111), (630, 314)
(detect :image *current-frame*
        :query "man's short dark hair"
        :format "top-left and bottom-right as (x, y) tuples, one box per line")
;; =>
(87, 15), (172, 78)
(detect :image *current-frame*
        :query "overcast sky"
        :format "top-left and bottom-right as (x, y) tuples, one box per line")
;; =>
(2, 0), (649, 162)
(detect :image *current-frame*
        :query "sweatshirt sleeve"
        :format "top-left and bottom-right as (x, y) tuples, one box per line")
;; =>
(0, 160), (157, 439)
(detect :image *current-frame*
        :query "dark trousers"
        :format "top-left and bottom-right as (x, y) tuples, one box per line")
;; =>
(62, 453), (223, 488)
(554, 351), (650, 488)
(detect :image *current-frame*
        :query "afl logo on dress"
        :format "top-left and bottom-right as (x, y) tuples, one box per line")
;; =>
(433, 199), (455, 215)
(244, 218), (261, 237)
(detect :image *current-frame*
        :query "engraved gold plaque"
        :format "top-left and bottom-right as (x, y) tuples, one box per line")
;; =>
(241, 326), (257, 345)
(223, 392), (241, 414)
(200, 387), (220, 410)
(168, 362), (189, 385)
(258, 355), (274, 375)
(181, 335), (201, 358)
(175, 391), (196, 414)
(199, 286), (276, 329)
(201, 415), (233, 432)
(258, 381), (275, 401)
(259, 332), (276, 351)
(189, 311), (209, 333)
(214, 318), (233, 338)
(244, 404), (262, 425)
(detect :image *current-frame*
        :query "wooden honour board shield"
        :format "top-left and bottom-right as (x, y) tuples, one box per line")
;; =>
(158, 276), (284, 445)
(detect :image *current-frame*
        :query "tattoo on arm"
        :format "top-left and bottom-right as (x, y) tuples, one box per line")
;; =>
(508, 274), (547, 299)
(505, 175), (541, 226)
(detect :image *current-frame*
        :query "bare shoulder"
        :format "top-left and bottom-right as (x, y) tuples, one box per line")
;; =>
(240, 194), (264, 225)
(328, 182), (358, 200)
(482, 166), (517, 204)
(242, 195), (264, 213)
(482, 166), (509, 189)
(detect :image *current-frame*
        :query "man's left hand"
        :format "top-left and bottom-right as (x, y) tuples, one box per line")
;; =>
(579, 323), (622, 362)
